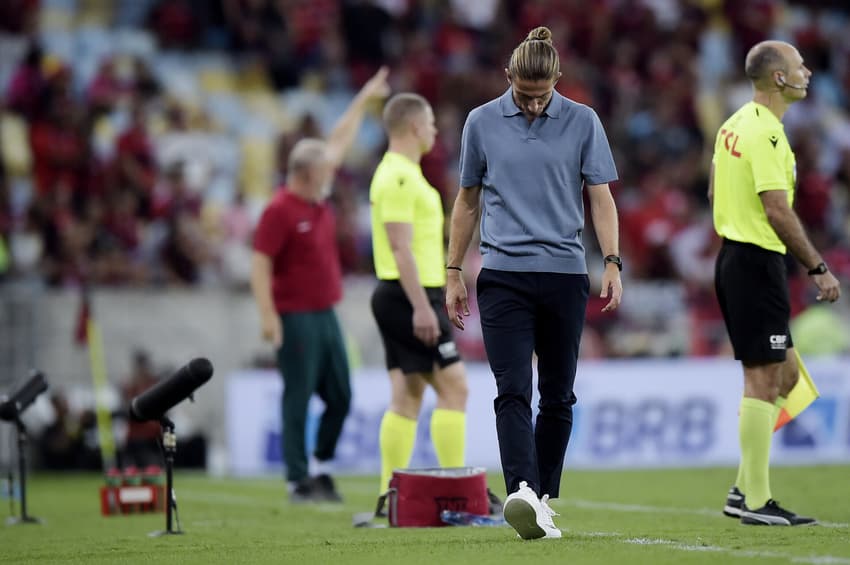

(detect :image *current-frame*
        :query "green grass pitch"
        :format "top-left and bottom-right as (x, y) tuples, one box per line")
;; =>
(2, 466), (849, 564)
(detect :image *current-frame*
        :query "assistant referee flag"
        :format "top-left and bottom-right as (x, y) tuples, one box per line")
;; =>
(774, 350), (819, 431)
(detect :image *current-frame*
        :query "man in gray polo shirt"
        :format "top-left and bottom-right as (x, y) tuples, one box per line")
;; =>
(445, 26), (623, 540)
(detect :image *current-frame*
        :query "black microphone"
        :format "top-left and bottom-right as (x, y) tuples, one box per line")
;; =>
(129, 358), (213, 421)
(0, 371), (48, 422)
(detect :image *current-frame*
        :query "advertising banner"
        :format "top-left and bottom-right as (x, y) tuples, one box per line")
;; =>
(226, 358), (850, 476)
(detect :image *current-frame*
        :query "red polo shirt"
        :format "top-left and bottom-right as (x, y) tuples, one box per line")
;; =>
(253, 188), (342, 313)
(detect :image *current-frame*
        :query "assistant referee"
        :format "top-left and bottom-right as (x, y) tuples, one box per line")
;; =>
(711, 40), (840, 526)
(369, 93), (469, 494)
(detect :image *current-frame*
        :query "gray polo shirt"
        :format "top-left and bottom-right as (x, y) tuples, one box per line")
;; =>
(459, 88), (618, 274)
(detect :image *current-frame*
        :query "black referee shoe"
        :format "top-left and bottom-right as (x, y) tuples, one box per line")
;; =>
(311, 474), (344, 503)
(723, 486), (745, 518)
(740, 499), (817, 526)
(289, 478), (319, 504)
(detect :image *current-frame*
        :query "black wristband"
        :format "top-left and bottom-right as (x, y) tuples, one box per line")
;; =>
(807, 262), (828, 276)
(603, 255), (622, 272)
(446, 266), (463, 272)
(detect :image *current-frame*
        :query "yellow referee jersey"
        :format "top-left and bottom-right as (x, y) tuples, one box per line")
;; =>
(370, 152), (446, 287)
(712, 101), (796, 253)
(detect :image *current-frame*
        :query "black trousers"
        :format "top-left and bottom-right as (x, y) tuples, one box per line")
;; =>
(476, 268), (589, 498)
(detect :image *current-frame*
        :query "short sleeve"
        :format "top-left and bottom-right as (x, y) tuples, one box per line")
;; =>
(376, 171), (416, 224)
(580, 109), (618, 186)
(459, 112), (486, 188)
(749, 128), (789, 193)
(253, 202), (287, 257)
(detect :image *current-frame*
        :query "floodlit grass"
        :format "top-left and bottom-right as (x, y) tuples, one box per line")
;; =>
(2, 467), (849, 564)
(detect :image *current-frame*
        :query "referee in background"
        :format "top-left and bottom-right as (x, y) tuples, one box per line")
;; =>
(369, 93), (469, 494)
(711, 40), (840, 526)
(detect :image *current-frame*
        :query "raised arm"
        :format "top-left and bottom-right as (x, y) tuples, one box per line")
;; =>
(325, 67), (390, 170)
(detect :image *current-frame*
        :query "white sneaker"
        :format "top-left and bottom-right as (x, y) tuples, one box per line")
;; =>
(503, 481), (561, 540)
(539, 494), (562, 538)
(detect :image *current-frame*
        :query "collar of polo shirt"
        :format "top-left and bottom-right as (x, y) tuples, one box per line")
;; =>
(499, 87), (562, 119)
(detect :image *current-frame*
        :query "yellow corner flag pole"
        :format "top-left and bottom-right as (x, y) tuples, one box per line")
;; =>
(774, 349), (820, 432)
(87, 319), (117, 470)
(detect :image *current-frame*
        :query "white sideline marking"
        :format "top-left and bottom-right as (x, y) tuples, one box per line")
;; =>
(563, 532), (850, 564)
(576, 531), (622, 538)
(565, 499), (849, 529)
(619, 537), (850, 564)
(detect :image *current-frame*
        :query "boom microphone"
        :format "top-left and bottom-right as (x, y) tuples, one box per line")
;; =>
(129, 358), (213, 421)
(0, 371), (48, 422)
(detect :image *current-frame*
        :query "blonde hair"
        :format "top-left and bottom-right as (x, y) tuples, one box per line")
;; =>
(508, 26), (560, 82)
(383, 93), (430, 136)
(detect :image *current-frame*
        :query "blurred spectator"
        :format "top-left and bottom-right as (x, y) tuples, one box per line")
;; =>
(5, 42), (46, 121)
(218, 190), (254, 287)
(223, 0), (298, 88)
(151, 162), (201, 220)
(131, 57), (162, 104)
(0, 0), (847, 358)
(115, 103), (157, 212)
(87, 58), (130, 117)
(76, 408), (105, 470)
(121, 350), (163, 467)
(28, 94), (88, 199)
(148, 0), (199, 49)
(160, 212), (210, 285)
(0, 0), (39, 35)
(0, 148), (9, 277)
(38, 393), (82, 470)
(0, 148), (9, 238)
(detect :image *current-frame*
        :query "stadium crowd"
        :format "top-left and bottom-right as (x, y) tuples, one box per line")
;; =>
(1, 0), (849, 359)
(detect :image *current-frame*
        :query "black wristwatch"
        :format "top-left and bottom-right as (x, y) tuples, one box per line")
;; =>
(807, 262), (828, 276)
(604, 255), (623, 272)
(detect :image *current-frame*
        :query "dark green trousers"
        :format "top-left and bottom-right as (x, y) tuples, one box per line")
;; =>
(277, 309), (351, 482)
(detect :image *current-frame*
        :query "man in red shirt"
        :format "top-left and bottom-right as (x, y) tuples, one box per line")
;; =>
(251, 68), (389, 503)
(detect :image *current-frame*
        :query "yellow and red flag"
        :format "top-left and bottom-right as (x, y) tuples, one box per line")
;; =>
(774, 350), (820, 431)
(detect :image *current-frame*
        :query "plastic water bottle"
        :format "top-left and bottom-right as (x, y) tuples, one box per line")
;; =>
(440, 510), (507, 527)
(142, 465), (165, 486)
(105, 468), (122, 487)
(122, 466), (142, 486)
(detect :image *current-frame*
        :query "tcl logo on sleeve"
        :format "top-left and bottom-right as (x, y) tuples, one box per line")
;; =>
(720, 128), (742, 157)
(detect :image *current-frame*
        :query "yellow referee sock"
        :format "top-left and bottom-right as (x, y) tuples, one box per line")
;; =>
(734, 395), (786, 494)
(430, 408), (466, 468)
(739, 397), (776, 509)
(379, 411), (417, 493)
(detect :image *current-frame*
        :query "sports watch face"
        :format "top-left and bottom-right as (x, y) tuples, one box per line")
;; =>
(604, 255), (622, 271)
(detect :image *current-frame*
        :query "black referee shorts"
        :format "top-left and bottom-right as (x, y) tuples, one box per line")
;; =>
(715, 239), (793, 363)
(370, 280), (461, 374)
